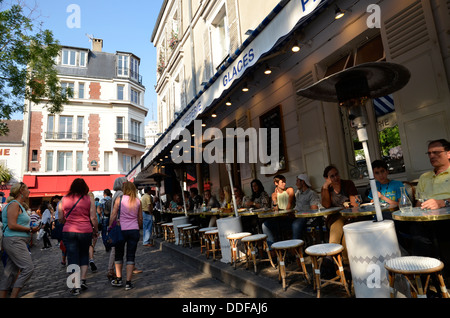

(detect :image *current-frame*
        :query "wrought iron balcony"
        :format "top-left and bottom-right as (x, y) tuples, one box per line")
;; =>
(115, 133), (145, 145)
(45, 132), (86, 141)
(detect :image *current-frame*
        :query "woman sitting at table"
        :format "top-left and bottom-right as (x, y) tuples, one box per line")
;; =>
(169, 193), (183, 211)
(262, 175), (295, 248)
(246, 179), (270, 209)
(219, 186), (232, 208)
(321, 165), (358, 263)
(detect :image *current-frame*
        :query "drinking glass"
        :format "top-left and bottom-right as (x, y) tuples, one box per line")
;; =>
(355, 195), (363, 207)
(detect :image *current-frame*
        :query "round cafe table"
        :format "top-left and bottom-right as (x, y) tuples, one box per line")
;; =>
(295, 207), (342, 244)
(257, 209), (295, 219)
(340, 203), (397, 219)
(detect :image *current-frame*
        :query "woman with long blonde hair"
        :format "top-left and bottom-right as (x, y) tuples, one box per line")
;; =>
(0, 182), (39, 298)
(109, 181), (143, 291)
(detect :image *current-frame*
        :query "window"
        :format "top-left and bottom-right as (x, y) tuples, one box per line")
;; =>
(117, 85), (124, 100)
(78, 83), (85, 99)
(77, 117), (84, 140)
(117, 117), (124, 139)
(46, 151), (53, 171)
(122, 154), (133, 172)
(62, 49), (76, 66)
(324, 35), (405, 179)
(61, 82), (74, 97)
(31, 150), (38, 162)
(104, 151), (112, 172)
(210, 6), (229, 70)
(131, 58), (139, 81)
(59, 116), (73, 139)
(117, 55), (129, 77)
(47, 115), (55, 138)
(57, 151), (73, 172)
(79, 51), (87, 67)
(131, 120), (141, 142)
(131, 89), (139, 104)
(76, 151), (83, 172)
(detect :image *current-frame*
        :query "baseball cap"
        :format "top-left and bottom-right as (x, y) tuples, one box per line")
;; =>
(297, 174), (311, 187)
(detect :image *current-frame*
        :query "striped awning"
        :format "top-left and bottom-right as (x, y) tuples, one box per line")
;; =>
(374, 94), (395, 117)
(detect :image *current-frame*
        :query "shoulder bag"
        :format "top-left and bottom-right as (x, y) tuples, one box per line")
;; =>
(51, 195), (83, 241)
(105, 196), (124, 248)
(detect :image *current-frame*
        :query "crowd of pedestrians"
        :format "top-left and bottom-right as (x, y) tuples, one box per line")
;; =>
(0, 175), (153, 298)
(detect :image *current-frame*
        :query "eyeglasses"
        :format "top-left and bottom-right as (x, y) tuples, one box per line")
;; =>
(425, 150), (447, 156)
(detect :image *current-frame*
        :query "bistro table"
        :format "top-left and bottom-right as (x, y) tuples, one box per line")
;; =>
(340, 203), (397, 220)
(392, 206), (450, 279)
(257, 209), (296, 219)
(295, 207), (342, 243)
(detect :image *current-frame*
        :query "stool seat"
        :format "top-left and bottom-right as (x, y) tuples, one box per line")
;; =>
(177, 223), (192, 228)
(199, 227), (217, 232)
(184, 225), (199, 230)
(226, 232), (252, 240)
(205, 229), (219, 235)
(272, 239), (304, 250)
(199, 227), (217, 254)
(204, 229), (221, 260)
(242, 234), (267, 242)
(384, 256), (449, 298)
(385, 256), (443, 274)
(305, 243), (344, 256)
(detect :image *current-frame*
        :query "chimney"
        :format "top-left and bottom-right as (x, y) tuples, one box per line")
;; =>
(92, 38), (103, 52)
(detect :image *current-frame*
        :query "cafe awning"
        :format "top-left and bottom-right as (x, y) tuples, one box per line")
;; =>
(128, 0), (330, 181)
(23, 174), (125, 198)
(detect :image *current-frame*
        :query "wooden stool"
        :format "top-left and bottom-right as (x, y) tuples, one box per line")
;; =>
(183, 225), (199, 248)
(199, 227), (217, 254)
(205, 229), (221, 261)
(241, 234), (276, 273)
(226, 232), (252, 269)
(384, 256), (450, 298)
(305, 243), (351, 298)
(155, 221), (165, 238)
(176, 223), (192, 246)
(271, 239), (310, 290)
(161, 223), (175, 242)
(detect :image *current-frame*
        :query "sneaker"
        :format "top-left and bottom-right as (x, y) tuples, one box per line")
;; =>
(111, 278), (123, 287)
(70, 288), (80, 296)
(89, 261), (97, 272)
(125, 282), (134, 291)
(81, 280), (88, 290)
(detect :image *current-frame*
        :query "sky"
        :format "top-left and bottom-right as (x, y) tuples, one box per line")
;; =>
(10, 0), (164, 124)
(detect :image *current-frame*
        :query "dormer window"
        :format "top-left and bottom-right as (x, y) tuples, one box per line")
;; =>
(117, 55), (129, 77)
(61, 49), (88, 67)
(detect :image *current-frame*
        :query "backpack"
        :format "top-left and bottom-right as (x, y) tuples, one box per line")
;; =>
(103, 198), (112, 216)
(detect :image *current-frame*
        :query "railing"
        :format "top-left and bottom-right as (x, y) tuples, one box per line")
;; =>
(46, 132), (86, 141)
(115, 133), (145, 145)
(116, 67), (143, 85)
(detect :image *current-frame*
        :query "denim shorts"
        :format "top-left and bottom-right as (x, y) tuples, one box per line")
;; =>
(62, 232), (92, 267)
(114, 229), (140, 265)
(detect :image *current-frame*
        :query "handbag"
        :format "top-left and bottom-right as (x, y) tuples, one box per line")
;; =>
(105, 196), (124, 248)
(51, 196), (82, 241)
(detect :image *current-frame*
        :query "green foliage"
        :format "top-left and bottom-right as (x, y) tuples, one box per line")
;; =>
(0, 0), (70, 136)
(378, 125), (401, 156)
(0, 164), (12, 183)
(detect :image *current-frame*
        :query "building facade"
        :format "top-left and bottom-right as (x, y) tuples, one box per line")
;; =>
(22, 39), (147, 206)
(131, 0), (450, 202)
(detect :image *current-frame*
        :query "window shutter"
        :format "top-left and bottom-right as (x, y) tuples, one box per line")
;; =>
(226, 0), (240, 54)
(203, 27), (212, 82)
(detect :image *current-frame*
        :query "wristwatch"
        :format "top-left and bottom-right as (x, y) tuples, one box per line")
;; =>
(445, 200), (450, 207)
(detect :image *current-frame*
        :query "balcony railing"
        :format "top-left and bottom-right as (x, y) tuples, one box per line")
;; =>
(46, 132), (86, 141)
(115, 133), (145, 145)
(116, 67), (143, 85)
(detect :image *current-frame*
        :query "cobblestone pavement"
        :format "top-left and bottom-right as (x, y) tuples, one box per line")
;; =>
(18, 237), (250, 299)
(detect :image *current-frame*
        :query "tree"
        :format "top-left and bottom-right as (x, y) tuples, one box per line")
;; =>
(0, 0), (70, 136)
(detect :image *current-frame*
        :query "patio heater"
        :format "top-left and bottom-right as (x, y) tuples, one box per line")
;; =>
(174, 166), (188, 216)
(297, 62), (410, 222)
(297, 61), (411, 298)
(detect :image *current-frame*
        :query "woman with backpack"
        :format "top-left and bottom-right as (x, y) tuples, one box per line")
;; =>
(110, 181), (143, 291)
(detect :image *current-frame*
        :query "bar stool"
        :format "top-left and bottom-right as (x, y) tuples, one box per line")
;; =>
(183, 225), (199, 248)
(199, 227), (217, 254)
(226, 232), (252, 269)
(384, 256), (449, 298)
(271, 239), (311, 290)
(176, 223), (192, 246)
(155, 221), (165, 238)
(305, 243), (351, 298)
(161, 223), (175, 242)
(205, 229), (221, 261)
(241, 234), (275, 273)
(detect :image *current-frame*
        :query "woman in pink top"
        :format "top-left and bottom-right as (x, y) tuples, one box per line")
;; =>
(59, 178), (98, 296)
(109, 181), (143, 290)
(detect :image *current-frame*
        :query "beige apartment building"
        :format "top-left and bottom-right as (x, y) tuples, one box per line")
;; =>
(130, 0), (450, 201)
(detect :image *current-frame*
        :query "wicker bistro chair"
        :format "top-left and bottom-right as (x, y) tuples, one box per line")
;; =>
(182, 225), (199, 248)
(271, 239), (311, 290)
(176, 223), (192, 246)
(199, 227), (217, 254)
(226, 232), (252, 269)
(241, 234), (276, 273)
(204, 229), (221, 261)
(384, 256), (450, 298)
(161, 223), (175, 242)
(305, 243), (351, 298)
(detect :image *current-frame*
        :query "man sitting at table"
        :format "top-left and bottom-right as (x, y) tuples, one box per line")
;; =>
(367, 159), (404, 219)
(415, 139), (450, 210)
(292, 174), (320, 241)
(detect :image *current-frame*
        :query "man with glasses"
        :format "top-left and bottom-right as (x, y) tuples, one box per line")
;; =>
(416, 139), (450, 210)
